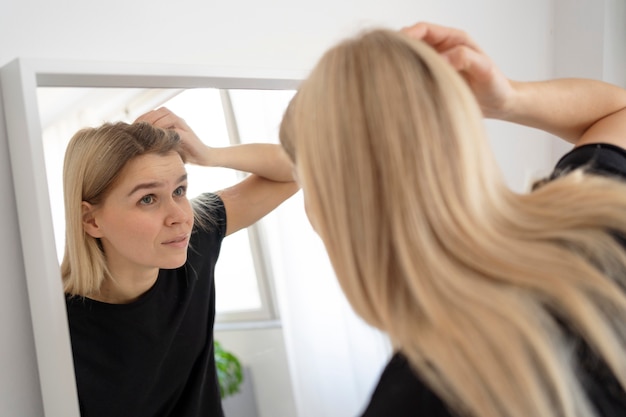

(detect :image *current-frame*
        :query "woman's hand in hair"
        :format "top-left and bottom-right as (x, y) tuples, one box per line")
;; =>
(402, 22), (626, 145)
(135, 107), (213, 166)
(401, 22), (515, 119)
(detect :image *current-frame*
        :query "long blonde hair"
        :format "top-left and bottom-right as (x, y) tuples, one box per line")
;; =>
(280, 29), (626, 417)
(62, 122), (184, 296)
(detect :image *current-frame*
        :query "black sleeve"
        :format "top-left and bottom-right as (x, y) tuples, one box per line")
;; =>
(551, 143), (626, 181)
(360, 353), (456, 417)
(191, 192), (227, 240)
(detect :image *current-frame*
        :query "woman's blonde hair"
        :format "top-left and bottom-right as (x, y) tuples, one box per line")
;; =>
(280, 29), (626, 417)
(62, 122), (187, 296)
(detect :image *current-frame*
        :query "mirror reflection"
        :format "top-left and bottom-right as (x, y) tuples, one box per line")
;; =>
(39, 87), (300, 416)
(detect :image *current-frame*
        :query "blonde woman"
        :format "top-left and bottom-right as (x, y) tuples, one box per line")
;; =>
(279, 22), (626, 417)
(62, 107), (298, 417)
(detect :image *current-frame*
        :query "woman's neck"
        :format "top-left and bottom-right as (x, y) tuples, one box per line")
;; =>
(90, 268), (159, 304)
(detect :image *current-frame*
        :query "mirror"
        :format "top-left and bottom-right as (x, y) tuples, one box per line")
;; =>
(1, 59), (391, 417)
(1, 59), (299, 417)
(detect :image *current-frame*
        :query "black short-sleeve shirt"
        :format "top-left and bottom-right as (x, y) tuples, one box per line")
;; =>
(66, 193), (227, 417)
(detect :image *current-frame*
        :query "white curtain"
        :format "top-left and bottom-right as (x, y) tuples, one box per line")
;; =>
(264, 192), (392, 417)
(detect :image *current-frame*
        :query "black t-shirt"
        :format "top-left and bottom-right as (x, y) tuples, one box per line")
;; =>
(360, 143), (626, 417)
(66, 193), (226, 417)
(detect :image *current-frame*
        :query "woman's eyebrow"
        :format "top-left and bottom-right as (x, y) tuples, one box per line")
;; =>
(127, 174), (187, 196)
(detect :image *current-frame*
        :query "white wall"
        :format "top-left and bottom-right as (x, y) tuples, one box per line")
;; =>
(604, 0), (626, 88)
(550, 0), (626, 164)
(1, 1), (624, 416)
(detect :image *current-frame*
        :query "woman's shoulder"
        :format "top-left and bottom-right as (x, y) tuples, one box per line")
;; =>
(551, 143), (626, 181)
(360, 352), (456, 417)
(185, 193), (227, 270)
(190, 193), (227, 239)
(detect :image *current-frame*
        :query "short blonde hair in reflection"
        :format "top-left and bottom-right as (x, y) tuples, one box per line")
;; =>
(280, 29), (626, 417)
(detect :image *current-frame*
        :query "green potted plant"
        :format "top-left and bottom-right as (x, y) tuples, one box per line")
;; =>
(214, 340), (244, 399)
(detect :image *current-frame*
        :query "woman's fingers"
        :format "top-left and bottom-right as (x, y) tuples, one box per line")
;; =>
(441, 44), (495, 83)
(135, 107), (188, 131)
(402, 22), (483, 55)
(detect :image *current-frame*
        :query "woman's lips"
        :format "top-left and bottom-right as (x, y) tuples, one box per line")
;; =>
(162, 234), (189, 248)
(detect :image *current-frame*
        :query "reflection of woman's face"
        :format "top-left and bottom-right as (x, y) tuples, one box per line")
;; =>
(84, 152), (193, 280)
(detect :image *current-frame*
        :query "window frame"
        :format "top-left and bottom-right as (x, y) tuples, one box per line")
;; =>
(215, 89), (279, 324)
(0, 58), (301, 417)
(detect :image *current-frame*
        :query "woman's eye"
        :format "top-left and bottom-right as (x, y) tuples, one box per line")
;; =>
(173, 185), (187, 197)
(140, 195), (156, 205)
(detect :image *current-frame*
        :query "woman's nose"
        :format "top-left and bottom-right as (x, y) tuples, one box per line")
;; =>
(165, 199), (192, 226)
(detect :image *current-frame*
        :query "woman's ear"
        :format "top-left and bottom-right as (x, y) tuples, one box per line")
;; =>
(81, 202), (103, 238)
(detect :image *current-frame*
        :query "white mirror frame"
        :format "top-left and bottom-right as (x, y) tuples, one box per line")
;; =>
(0, 58), (302, 417)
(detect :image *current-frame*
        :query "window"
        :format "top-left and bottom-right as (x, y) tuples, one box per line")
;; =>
(38, 86), (295, 323)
